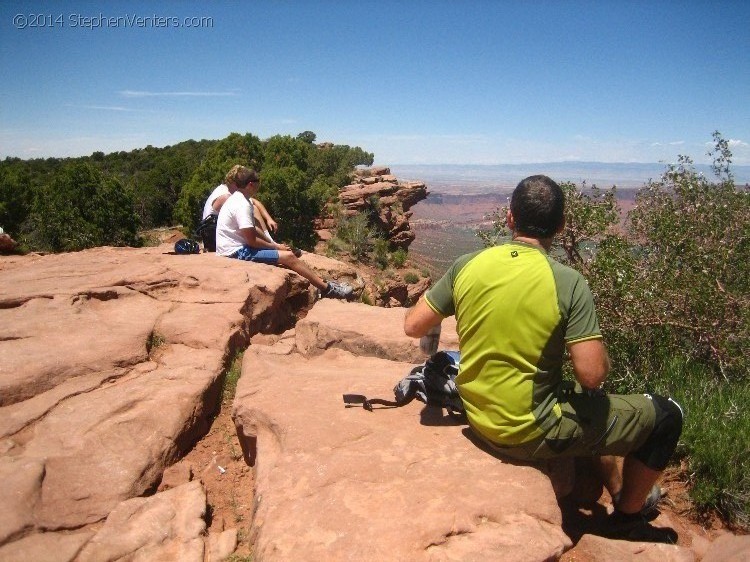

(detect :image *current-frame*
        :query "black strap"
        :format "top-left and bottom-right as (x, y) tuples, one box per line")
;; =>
(342, 386), (418, 412)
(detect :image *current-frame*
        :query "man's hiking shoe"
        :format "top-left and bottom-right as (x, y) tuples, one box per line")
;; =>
(605, 510), (678, 544)
(291, 247), (303, 258)
(323, 280), (353, 300)
(613, 484), (663, 516)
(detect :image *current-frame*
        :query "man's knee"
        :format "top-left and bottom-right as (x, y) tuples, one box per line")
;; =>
(631, 394), (683, 471)
(276, 251), (295, 265)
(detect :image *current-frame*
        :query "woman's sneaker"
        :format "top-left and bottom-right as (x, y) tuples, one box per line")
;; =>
(323, 281), (353, 300)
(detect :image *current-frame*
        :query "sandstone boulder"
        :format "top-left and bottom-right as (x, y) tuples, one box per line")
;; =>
(294, 300), (458, 362)
(76, 480), (207, 562)
(561, 533), (695, 561)
(0, 530), (93, 562)
(0, 233), (17, 254)
(232, 303), (572, 561)
(702, 534), (750, 561)
(0, 244), (346, 554)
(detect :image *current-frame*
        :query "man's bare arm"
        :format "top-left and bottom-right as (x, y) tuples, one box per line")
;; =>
(239, 227), (282, 251)
(251, 198), (278, 232)
(567, 338), (610, 389)
(211, 194), (231, 213)
(404, 297), (444, 338)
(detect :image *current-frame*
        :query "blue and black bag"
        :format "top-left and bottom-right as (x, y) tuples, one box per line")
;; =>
(174, 238), (201, 254)
(343, 351), (464, 416)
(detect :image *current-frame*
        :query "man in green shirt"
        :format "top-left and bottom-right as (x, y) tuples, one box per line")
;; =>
(405, 175), (682, 534)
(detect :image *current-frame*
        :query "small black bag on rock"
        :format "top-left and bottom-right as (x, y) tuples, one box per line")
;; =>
(343, 351), (464, 416)
(174, 238), (201, 254)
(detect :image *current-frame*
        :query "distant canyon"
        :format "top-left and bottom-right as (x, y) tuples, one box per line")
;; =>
(392, 164), (653, 278)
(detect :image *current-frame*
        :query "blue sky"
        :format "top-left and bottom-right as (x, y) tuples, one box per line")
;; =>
(1, 1), (748, 165)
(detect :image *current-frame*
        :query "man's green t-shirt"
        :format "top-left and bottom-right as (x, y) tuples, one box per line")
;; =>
(424, 241), (602, 446)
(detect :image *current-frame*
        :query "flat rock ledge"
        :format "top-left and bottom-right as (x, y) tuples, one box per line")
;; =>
(0, 245), (337, 561)
(234, 300), (745, 562)
(234, 300), (573, 561)
(2, 248), (745, 561)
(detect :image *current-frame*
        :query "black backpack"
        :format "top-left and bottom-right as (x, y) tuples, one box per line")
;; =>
(343, 351), (464, 416)
(195, 214), (218, 252)
(174, 238), (201, 254)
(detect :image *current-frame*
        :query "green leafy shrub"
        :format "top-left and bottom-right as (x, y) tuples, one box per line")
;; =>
(260, 165), (322, 249)
(0, 160), (35, 236)
(373, 238), (390, 269)
(651, 356), (750, 528)
(335, 212), (375, 261)
(390, 248), (408, 268)
(222, 350), (245, 404)
(404, 272), (420, 284)
(174, 133), (264, 233)
(27, 162), (140, 251)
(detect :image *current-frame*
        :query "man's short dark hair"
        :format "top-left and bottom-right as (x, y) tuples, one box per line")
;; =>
(510, 175), (565, 238)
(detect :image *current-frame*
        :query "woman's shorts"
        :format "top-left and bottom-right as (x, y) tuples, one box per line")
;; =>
(230, 245), (279, 264)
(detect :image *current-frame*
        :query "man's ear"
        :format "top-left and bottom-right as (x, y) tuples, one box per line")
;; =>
(507, 209), (516, 231)
(556, 216), (566, 235)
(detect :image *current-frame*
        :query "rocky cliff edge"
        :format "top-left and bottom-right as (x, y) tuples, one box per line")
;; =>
(0, 246), (746, 561)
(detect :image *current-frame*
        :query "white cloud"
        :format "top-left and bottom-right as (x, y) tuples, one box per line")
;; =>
(728, 139), (748, 148)
(118, 90), (240, 98)
(65, 104), (145, 112)
(669, 141), (685, 146)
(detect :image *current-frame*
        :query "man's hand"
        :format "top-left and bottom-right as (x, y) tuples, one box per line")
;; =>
(267, 218), (278, 232)
(276, 242), (292, 252)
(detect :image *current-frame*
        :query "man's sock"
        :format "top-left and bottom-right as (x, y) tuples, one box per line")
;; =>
(264, 230), (276, 244)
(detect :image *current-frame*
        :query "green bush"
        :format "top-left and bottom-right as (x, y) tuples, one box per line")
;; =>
(373, 238), (390, 269)
(390, 248), (408, 268)
(27, 162), (140, 251)
(260, 165), (322, 249)
(174, 133), (264, 233)
(335, 212), (376, 261)
(404, 272), (420, 284)
(0, 160), (35, 236)
(655, 356), (750, 528)
(222, 350), (245, 404)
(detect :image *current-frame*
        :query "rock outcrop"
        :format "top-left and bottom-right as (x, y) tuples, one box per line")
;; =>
(1, 246), (745, 561)
(316, 166), (428, 250)
(0, 245), (345, 560)
(0, 232), (16, 254)
(233, 300), (572, 561)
